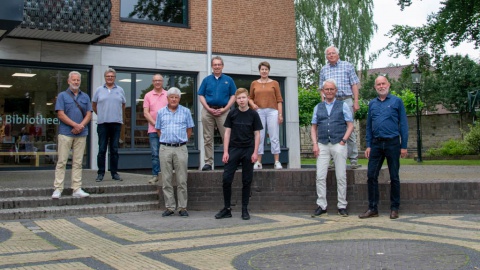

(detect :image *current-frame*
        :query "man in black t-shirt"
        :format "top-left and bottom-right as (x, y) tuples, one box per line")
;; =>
(215, 88), (263, 220)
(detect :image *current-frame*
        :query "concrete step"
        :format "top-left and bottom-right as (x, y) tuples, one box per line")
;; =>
(0, 191), (159, 210)
(0, 184), (158, 198)
(0, 201), (160, 220)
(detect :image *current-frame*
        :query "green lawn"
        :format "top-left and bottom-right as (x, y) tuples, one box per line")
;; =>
(301, 158), (480, 166)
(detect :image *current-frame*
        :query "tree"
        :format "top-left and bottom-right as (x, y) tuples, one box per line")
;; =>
(386, 0), (480, 65)
(128, 0), (184, 23)
(295, 0), (376, 88)
(297, 86), (321, 127)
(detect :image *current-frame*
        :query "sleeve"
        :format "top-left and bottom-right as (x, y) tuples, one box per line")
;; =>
(198, 77), (207, 96)
(249, 81), (256, 100)
(398, 99), (409, 149)
(186, 108), (195, 128)
(229, 77), (237, 96)
(273, 81), (283, 103)
(55, 92), (65, 112)
(92, 87), (99, 102)
(224, 110), (234, 128)
(85, 95), (93, 112)
(343, 102), (353, 122)
(155, 110), (162, 130)
(319, 67), (325, 86)
(347, 63), (360, 85)
(365, 101), (373, 148)
(311, 104), (319, 125)
(253, 110), (263, 131)
(120, 88), (126, 104)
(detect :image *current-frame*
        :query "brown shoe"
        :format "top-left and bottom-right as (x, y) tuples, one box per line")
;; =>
(390, 210), (399, 219)
(358, 209), (379, 219)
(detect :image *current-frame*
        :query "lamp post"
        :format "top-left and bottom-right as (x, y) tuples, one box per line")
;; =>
(411, 64), (422, 162)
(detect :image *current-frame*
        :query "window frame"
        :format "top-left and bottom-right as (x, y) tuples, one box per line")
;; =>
(119, 0), (189, 28)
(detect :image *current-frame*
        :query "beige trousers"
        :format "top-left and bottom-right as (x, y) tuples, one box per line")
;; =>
(201, 107), (228, 166)
(54, 134), (87, 192)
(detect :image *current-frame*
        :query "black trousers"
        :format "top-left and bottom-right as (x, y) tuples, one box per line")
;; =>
(222, 146), (254, 208)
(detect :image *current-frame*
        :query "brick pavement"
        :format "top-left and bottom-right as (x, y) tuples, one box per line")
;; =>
(1, 211), (479, 269)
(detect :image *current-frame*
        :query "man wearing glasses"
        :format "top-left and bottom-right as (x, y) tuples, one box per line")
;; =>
(320, 46), (361, 169)
(310, 79), (354, 218)
(92, 68), (126, 182)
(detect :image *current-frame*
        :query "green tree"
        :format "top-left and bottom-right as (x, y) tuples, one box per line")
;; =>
(295, 0), (377, 87)
(386, 0), (480, 64)
(297, 86), (321, 127)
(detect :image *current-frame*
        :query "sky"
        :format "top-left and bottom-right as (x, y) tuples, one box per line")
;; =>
(370, 0), (479, 68)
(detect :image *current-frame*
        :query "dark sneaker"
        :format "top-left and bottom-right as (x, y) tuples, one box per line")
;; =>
(215, 208), (232, 219)
(350, 161), (361, 169)
(338, 208), (349, 217)
(95, 174), (104, 182)
(311, 206), (327, 217)
(179, 208), (189, 217)
(241, 207), (250, 220)
(112, 173), (123, 181)
(202, 164), (212, 171)
(162, 209), (174, 217)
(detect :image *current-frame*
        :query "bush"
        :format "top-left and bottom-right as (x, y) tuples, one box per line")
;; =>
(464, 124), (480, 154)
(426, 139), (475, 156)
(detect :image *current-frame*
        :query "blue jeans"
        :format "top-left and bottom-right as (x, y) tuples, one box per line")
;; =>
(148, 132), (160, 176)
(367, 137), (401, 211)
(97, 123), (121, 176)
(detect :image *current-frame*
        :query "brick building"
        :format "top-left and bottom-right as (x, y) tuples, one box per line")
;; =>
(0, 0), (300, 170)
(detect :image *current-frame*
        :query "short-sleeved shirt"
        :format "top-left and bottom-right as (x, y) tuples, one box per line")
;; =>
(55, 89), (92, 137)
(143, 89), (168, 133)
(92, 84), (126, 124)
(198, 73), (237, 106)
(319, 60), (360, 97)
(155, 105), (194, 144)
(224, 108), (263, 148)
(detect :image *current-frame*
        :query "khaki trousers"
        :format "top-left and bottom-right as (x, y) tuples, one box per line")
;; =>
(160, 144), (188, 210)
(54, 134), (87, 192)
(201, 107), (228, 166)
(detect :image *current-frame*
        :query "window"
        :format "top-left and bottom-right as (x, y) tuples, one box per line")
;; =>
(0, 63), (90, 169)
(115, 70), (196, 150)
(120, 0), (188, 27)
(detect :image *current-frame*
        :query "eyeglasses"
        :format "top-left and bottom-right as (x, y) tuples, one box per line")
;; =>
(153, 80), (163, 82)
(105, 76), (115, 78)
(323, 88), (336, 92)
(326, 52), (337, 56)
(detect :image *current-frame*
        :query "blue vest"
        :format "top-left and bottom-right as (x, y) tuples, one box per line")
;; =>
(316, 101), (347, 144)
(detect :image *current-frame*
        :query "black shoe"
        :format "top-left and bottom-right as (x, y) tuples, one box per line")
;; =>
(179, 208), (189, 217)
(338, 208), (349, 217)
(215, 208), (232, 219)
(95, 174), (104, 182)
(112, 173), (122, 181)
(162, 209), (174, 217)
(311, 206), (327, 217)
(202, 164), (212, 171)
(241, 207), (250, 220)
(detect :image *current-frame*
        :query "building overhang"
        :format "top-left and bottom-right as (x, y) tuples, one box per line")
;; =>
(0, 0), (23, 40)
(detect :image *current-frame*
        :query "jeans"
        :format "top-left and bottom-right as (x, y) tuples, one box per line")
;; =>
(148, 132), (160, 176)
(222, 146), (254, 208)
(367, 137), (401, 211)
(97, 123), (121, 176)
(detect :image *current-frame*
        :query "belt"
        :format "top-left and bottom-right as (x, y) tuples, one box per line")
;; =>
(336, 95), (352, 101)
(374, 136), (399, 142)
(160, 142), (186, 147)
(209, 105), (224, 109)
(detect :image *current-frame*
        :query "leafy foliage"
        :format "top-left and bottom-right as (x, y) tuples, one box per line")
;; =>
(386, 0), (480, 65)
(464, 124), (480, 154)
(295, 0), (376, 87)
(426, 139), (475, 156)
(298, 86), (321, 127)
(354, 99), (369, 120)
(128, 0), (184, 23)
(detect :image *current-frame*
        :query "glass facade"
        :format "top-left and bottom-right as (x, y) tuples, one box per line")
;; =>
(0, 62), (90, 169)
(114, 70), (196, 150)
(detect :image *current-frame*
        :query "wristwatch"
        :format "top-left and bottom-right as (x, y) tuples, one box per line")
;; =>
(341, 139), (347, 143)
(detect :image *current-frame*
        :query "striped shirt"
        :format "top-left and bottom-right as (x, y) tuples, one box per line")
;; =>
(155, 105), (194, 144)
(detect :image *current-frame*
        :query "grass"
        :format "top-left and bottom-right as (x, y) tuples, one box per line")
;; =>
(301, 158), (480, 166)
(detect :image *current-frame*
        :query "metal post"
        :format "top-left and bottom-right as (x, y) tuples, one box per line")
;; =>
(415, 84), (423, 162)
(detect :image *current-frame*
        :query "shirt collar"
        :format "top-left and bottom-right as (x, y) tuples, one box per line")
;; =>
(103, 83), (117, 89)
(328, 59), (341, 67)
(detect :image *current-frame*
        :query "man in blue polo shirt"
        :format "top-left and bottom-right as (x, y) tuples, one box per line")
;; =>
(52, 71), (92, 199)
(198, 56), (237, 171)
(359, 76), (408, 220)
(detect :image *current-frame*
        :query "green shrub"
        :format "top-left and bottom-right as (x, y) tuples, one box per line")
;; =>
(426, 139), (475, 156)
(464, 124), (480, 154)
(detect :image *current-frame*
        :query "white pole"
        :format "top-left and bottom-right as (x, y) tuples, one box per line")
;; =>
(207, 0), (212, 71)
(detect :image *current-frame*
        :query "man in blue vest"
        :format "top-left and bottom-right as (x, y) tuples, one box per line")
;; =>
(310, 79), (354, 217)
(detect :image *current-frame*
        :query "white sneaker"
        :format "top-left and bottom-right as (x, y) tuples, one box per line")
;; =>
(274, 161), (283, 169)
(72, 188), (90, 198)
(51, 190), (62, 199)
(148, 176), (159, 184)
(253, 162), (263, 170)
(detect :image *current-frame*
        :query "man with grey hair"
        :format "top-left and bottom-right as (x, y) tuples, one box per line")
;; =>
(320, 46), (361, 169)
(93, 68), (126, 182)
(52, 71), (92, 199)
(155, 87), (194, 217)
(310, 79), (354, 217)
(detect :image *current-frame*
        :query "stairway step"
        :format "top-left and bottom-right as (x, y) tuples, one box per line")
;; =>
(0, 191), (159, 210)
(0, 201), (161, 220)
(0, 184), (158, 198)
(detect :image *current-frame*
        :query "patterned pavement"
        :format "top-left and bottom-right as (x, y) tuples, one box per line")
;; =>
(1, 211), (479, 269)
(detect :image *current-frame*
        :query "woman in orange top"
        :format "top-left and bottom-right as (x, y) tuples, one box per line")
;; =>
(248, 61), (284, 169)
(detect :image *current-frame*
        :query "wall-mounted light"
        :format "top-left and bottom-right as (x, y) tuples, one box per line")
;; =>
(12, 73), (36, 77)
